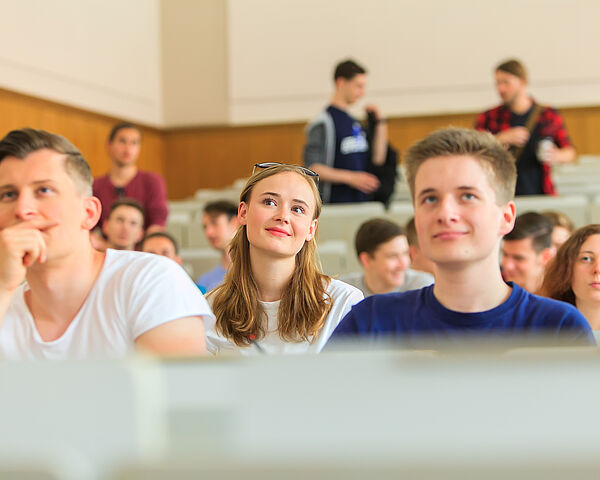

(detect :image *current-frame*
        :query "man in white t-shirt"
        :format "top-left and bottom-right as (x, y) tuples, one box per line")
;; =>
(0, 128), (213, 359)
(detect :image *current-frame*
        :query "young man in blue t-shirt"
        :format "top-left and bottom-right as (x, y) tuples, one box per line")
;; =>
(330, 127), (594, 346)
(303, 59), (388, 203)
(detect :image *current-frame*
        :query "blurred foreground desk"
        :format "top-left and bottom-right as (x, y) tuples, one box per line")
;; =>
(160, 348), (600, 478)
(3, 348), (600, 479)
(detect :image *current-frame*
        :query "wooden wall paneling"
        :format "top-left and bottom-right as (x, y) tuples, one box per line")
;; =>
(163, 108), (599, 199)
(1, 86), (599, 201)
(0, 88), (166, 181)
(387, 112), (477, 159)
(562, 106), (600, 155)
(164, 123), (307, 199)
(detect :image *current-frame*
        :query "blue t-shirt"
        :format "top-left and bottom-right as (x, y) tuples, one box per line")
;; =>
(327, 105), (369, 203)
(196, 265), (227, 294)
(330, 283), (595, 347)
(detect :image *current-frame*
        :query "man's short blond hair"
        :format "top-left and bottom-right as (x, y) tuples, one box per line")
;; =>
(404, 127), (517, 205)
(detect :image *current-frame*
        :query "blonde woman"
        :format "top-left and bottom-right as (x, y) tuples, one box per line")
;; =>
(206, 163), (363, 354)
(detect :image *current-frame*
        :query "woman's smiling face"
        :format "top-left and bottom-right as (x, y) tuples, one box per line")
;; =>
(238, 171), (317, 259)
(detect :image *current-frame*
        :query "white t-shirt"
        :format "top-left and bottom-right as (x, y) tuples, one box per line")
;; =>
(0, 249), (214, 360)
(205, 278), (363, 355)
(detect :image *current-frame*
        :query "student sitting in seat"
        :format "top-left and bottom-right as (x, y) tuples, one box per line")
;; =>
(405, 216), (435, 276)
(543, 210), (575, 251)
(329, 127), (593, 347)
(196, 200), (238, 293)
(341, 218), (433, 297)
(206, 163), (363, 354)
(141, 231), (182, 265)
(540, 224), (600, 334)
(102, 198), (145, 252)
(501, 211), (556, 293)
(0, 128), (212, 359)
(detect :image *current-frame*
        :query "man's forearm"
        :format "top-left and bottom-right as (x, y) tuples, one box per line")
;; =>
(555, 146), (576, 164)
(309, 164), (355, 185)
(371, 121), (388, 166)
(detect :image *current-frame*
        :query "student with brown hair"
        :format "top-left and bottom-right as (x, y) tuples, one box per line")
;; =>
(0, 128), (211, 359)
(207, 163), (363, 354)
(330, 127), (593, 346)
(501, 212), (555, 293)
(543, 210), (575, 251)
(102, 198), (145, 251)
(341, 218), (433, 296)
(405, 217), (435, 275)
(92, 122), (168, 248)
(540, 224), (600, 332)
(141, 231), (182, 265)
(197, 200), (239, 293)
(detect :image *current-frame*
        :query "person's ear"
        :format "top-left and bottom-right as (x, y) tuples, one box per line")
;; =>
(408, 245), (418, 262)
(305, 219), (318, 242)
(238, 202), (248, 226)
(358, 251), (372, 270)
(84, 196), (101, 231)
(540, 246), (556, 266)
(499, 201), (516, 236)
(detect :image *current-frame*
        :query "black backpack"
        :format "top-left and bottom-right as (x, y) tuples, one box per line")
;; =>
(365, 111), (398, 208)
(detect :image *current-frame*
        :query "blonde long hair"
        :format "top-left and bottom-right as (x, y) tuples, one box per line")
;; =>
(209, 164), (332, 347)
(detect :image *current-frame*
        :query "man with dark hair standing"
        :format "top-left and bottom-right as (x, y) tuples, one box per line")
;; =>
(93, 122), (168, 246)
(0, 128), (211, 359)
(304, 59), (388, 203)
(502, 211), (556, 293)
(475, 58), (575, 196)
(341, 218), (433, 297)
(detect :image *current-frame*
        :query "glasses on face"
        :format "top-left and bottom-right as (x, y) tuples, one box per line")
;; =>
(252, 162), (319, 185)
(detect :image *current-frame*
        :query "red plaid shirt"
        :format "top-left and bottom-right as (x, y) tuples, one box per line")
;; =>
(475, 101), (572, 195)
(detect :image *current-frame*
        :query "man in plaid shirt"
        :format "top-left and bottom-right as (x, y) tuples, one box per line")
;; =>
(475, 59), (575, 195)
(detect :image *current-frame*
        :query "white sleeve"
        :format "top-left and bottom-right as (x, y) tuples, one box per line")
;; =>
(122, 255), (215, 339)
(316, 280), (364, 351)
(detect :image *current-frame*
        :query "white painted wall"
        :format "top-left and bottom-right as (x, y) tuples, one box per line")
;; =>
(0, 0), (162, 126)
(0, 0), (598, 127)
(227, 0), (600, 124)
(161, 0), (228, 126)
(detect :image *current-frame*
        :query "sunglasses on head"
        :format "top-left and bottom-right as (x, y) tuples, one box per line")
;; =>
(252, 162), (319, 185)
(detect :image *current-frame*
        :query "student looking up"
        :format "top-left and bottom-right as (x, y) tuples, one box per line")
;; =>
(0, 128), (211, 359)
(206, 163), (363, 354)
(330, 127), (593, 347)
